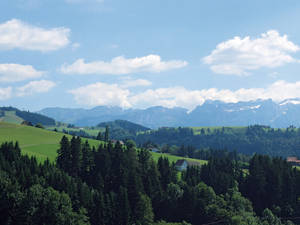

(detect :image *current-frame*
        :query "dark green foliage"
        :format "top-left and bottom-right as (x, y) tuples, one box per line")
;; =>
(0, 137), (298, 225)
(35, 123), (44, 129)
(97, 119), (150, 140)
(104, 125), (109, 142)
(136, 125), (300, 157)
(16, 109), (55, 126)
(0, 106), (55, 125)
(96, 131), (102, 140)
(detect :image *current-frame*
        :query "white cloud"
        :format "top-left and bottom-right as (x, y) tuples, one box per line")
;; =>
(131, 81), (300, 110)
(0, 87), (12, 100)
(61, 54), (188, 75)
(16, 80), (56, 97)
(203, 30), (300, 75)
(0, 63), (44, 82)
(120, 79), (152, 88)
(0, 19), (70, 52)
(69, 82), (131, 108)
(130, 87), (206, 110)
(68, 80), (300, 111)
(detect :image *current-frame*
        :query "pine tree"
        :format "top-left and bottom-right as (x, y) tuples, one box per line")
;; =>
(70, 136), (82, 177)
(96, 132), (102, 141)
(104, 126), (109, 142)
(57, 136), (71, 173)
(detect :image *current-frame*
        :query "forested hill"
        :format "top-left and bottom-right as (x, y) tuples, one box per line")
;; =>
(97, 119), (150, 140)
(0, 107), (55, 126)
(136, 125), (300, 157)
(1, 138), (297, 225)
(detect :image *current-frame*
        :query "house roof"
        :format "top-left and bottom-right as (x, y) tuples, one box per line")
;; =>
(287, 157), (300, 163)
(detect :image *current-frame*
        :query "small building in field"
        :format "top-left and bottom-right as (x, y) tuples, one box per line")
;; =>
(287, 157), (300, 166)
(149, 147), (160, 153)
(175, 159), (201, 171)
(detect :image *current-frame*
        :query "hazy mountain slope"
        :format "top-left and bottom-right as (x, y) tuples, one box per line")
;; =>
(39, 98), (300, 128)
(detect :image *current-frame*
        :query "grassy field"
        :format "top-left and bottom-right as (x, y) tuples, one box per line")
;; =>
(0, 122), (102, 162)
(0, 122), (207, 166)
(150, 152), (207, 165)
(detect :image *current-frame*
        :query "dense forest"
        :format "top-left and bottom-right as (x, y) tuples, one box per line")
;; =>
(135, 125), (300, 157)
(1, 136), (300, 224)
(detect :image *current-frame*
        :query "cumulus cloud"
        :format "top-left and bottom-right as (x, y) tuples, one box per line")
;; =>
(68, 80), (300, 110)
(0, 87), (12, 100)
(60, 54), (188, 75)
(0, 19), (70, 52)
(203, 30), (300, 75)
(0, 63), (44, 82)
(16, 80), (56, 97)
(120, 79), (152, 88)
(132, 81), (300, 109)
(69, 82), (131, 108)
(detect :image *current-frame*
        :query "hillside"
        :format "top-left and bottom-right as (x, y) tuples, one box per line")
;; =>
(135, 125), (300, 157)
(97, 120), (151, 140)
(0, 122), (205, 165)
(0, 122), (101, 162)
(0, 107), (55, 126)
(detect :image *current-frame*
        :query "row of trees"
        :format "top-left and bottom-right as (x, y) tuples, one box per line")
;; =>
(135, 125), (300, 157)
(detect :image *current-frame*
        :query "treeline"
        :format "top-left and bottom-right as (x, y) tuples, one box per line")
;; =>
(136, 125), (300, 157)
(1, 137), (300, 224)
(159, 144), (251, 163)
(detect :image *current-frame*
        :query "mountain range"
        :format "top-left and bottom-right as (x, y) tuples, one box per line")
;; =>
(38, 98), (300, 128)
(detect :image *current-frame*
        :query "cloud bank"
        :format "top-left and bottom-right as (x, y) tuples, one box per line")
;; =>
(0, 19), (70, 52)
(61, 55), (188, 75)
(68, 82), (131, 108)
(69, 80), (300, 110)
(204, 30), (300, 75)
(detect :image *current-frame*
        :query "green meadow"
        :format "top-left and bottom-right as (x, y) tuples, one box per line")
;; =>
(0, 122), (207, 165)
(151, 152), (207, 165)
(0, 122), (102, 162)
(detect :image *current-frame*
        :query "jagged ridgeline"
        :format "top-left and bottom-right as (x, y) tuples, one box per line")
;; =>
(0, 107), (55, 126)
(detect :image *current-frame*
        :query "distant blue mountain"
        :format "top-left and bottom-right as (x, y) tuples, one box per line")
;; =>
(38, 98), (300, 128)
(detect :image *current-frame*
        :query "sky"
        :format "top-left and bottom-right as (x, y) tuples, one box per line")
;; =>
(1, 0), (300, 111)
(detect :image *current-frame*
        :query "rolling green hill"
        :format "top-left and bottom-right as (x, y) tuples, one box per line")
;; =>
(0, 122), (206, 165)
(0, 122), (101, 162)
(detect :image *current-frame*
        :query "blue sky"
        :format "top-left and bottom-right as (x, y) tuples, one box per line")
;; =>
(1, 0), (300, 111)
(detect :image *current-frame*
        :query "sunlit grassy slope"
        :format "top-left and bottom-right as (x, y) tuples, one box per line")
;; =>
(0, 122), (101, 162)
(0, 122), (207, 165)
(151, 152), (207, 165)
